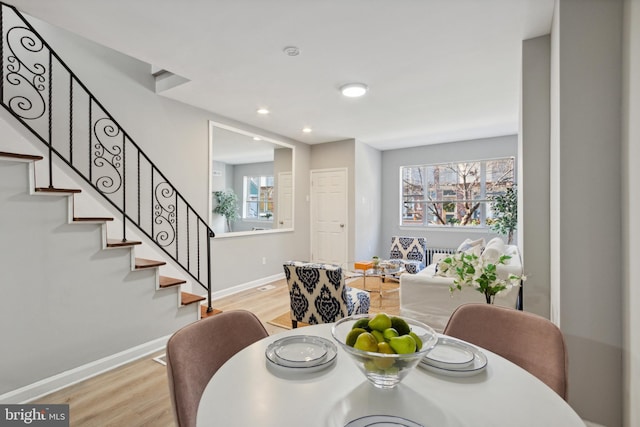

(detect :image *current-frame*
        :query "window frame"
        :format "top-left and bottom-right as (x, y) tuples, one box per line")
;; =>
(242, 175), (274, 221)
(400, 157), (515, 229)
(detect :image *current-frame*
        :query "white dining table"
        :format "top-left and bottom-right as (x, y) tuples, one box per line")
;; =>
(196, 324), (585, 427)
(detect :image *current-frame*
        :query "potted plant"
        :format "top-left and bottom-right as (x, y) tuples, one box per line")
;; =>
(213, 190), (239, 232)
(489, 185), (517, 244)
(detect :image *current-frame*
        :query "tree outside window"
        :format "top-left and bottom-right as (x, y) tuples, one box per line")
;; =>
(244, 175), (274, 220)
(401, 157), (515, 228)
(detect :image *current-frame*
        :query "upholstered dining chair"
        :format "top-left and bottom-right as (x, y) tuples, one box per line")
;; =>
(443, 303), (568, 400)
(166, 310), (269, 427)
(283, 261), (370, 328)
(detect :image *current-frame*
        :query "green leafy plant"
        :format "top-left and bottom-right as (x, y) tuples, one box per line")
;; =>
(442, 252), (524, 304)
(213, 190), (239, 232)
(490, 185), (518, 244)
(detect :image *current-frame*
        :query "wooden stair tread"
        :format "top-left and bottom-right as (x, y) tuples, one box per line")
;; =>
(0, 152), (43, 161)
(35, 187), (82, 194)
(201, 305), (223, 319)
(181, 292), (205, 306)
(107, 239), (142, 248)
(134, 258), (166, 269)
(159, 276), (187, 288)
(73, 216), (114, 222)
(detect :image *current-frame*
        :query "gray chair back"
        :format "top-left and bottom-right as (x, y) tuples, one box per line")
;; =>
(444, 303), (568, 400)
(166, 310), (268, 427)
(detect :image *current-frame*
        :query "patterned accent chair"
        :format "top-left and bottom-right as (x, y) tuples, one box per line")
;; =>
(283, 261), (370, 328)
(389, 236), (427, 275)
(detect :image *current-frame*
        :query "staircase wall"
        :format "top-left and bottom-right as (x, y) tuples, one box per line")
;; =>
(0, 158), (198, 399)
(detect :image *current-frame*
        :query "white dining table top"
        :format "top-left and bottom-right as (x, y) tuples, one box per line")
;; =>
(197, 324), (585, 427)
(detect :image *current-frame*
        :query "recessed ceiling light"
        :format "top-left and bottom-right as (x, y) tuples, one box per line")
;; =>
(257, 108), (270, 115)
(253, 137), (262, 141)
(302, 127), (312, 133)
(340, 83), (368, 98)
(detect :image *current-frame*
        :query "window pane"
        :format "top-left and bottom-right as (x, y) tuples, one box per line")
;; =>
(400, 157), (515, 229)
(244, 175), (274, 219)
(486, 158), (515, 196)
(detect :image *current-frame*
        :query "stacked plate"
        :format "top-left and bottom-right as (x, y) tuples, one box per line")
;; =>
(265, 335), (337, 372)
(419, 336), (488, 377)
(344, 415), (423, 427)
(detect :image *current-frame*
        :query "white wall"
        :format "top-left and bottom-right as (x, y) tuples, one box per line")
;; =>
(354, 141), (382, 259)
(622, 0), (640, 425)
(551, 0), (623, 425)
(520, 35), (551, 319)
(380, 135), (518, 251)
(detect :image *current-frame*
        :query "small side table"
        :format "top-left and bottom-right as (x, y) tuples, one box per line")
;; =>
(353, 261), (374, 290)
(352, 260), (404, 307)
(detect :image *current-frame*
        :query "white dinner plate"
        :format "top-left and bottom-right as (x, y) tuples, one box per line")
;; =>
(344, 414), (423, 427)
(266, 335), (337, 372)
(423, 337), (475, 369)
(273, 335), (328, 367)
(419, 337), (488, 377)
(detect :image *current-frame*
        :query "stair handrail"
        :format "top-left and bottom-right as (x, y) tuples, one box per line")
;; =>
(0, 3), (216, 312)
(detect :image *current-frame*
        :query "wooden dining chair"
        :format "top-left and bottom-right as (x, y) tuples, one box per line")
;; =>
(166, 310), (269, 427)
(443, 303), (568, 400)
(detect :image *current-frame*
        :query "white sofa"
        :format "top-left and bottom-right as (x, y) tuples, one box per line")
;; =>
(399, 239), (522, 332)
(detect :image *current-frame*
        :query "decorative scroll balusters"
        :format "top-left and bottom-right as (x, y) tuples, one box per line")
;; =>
(0, 2), (214, 312)
(92, 116), (123, 195)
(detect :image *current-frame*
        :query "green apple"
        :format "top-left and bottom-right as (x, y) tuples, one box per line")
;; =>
(389, 335), (417, 354)
(377, 341), (395, 354)
(352, 318), (371, 331)
(368, 313), (392, 332)
(346, 328), (367, 347)
(364, 360), (379, 372)
(383, 328), (399, 341)
(353, 332), (378, 352)
(390, 316), (411, 336)
(409, 331), (423, 351)
(374, 342), (396, 369)
(371, 330), (385, 343)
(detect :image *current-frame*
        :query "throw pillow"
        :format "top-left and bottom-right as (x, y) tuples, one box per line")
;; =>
(481, 238), (505, 264)
(456, 238), (485, 255)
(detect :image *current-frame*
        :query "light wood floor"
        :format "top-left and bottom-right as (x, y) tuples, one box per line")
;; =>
(33, 277), (398, 427)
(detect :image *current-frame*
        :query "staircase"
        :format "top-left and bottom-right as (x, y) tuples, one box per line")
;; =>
(0, 158), (209, 312)
(0, 2), (221, 402)
(0, 1), (215, 313)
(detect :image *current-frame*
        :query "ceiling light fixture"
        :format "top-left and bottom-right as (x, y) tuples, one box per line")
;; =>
(253, 137), (262, 141)
(257, 108), (270, 115)
(340, 83), (368, 98)
(302, 127), (312, 133)
(283, 46), (300, 56)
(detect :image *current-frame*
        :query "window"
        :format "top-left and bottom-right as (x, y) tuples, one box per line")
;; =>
(401, 157), (515, 228)
(243, 175), (274, 220)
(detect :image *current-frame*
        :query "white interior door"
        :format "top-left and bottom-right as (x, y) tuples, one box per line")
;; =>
(277, 171), (293, 229)
(310, 168), (347, 265)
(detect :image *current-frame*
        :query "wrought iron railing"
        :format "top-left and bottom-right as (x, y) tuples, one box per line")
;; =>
(0, 3), (215, 312)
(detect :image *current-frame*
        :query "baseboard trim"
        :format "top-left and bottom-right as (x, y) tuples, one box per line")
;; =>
(0, 335), (172, 404)
(0, 274), (285, 404)
(211, 272), (285, 300)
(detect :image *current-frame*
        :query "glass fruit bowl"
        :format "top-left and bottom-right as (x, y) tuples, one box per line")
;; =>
(331, 314), (438, 389)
